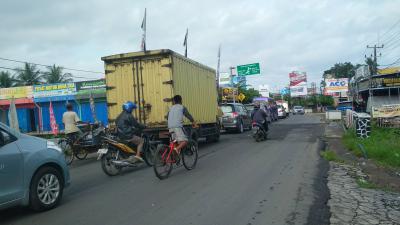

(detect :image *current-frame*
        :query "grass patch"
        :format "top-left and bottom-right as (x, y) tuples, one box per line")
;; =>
(342, 127), (400, 168)
(321, 150), (343, 162)
(356, 178), (378, 189)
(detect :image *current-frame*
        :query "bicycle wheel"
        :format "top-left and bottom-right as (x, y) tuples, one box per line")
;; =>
(153, 144), (173, 180)
(59, 139), (74, 165)
(74, 148), (88, 160)
(182, 140), (198, 170)
(143, 144), (156, 167)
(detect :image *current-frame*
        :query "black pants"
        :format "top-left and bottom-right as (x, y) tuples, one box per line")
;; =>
(262, 122), (269, 132)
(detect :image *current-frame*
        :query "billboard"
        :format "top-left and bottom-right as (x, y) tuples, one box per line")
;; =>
(232, 76), (246, 86)
(219, 72), (231, 86)
(289, 71), (307, 86)
(258, 85), (270, 97)
(290, 85), (308, 97)
(289, 71), (307, 97)
(324, 78), (348, 93)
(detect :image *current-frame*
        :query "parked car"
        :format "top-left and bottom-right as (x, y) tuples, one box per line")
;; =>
(219, 103), (252, 133)
(336, 101), (353, 112)
(293, 105), (305, 115)
(0, 122), (70, 211)
(277, 105), (287, 118)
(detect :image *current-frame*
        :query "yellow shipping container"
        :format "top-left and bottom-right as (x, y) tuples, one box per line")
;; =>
(102, 49), (219, 137)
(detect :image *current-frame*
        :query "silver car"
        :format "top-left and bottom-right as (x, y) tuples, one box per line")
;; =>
(0, 122), (70, 211)
(293, 105), (305, 115)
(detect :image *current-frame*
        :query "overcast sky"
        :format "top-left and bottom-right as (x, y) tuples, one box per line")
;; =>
(1, 0), (399, 92)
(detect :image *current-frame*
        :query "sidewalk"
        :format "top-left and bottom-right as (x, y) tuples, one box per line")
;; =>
(324, 122), (400, 225)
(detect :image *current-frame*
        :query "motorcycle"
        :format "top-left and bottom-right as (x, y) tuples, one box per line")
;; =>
(58, 122), (107, 165)
(97, 134), (158, 176)
(252, 121), (267, 142)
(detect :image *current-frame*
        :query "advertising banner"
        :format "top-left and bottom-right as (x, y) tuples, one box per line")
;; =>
(0, 86), (33, 100)
(76, 79), (106, 95)
(33, 83), (76, 98)
(289, 71), (307, 86)
(289, 71), (307, 97)
(372, 104), (400, 118)
(232, 76), (246, 86)
(290, 85), (308, 97)
(258, 84), (270, 97)
(324, 78), (349, 93)
(219, 72), (231, 86)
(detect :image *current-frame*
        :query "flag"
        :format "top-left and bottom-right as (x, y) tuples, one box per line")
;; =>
(89, 93), (97, 122)
(8, 98), (19, 132)
(141, 8), (147, 51)
(183, 28), (188, 57)
(49, 101), (58, 135)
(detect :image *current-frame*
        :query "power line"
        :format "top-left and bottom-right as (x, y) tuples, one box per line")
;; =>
(0, 57), (103, 74)
(0, 65), (92, 79)
(379, 17), (400, 42)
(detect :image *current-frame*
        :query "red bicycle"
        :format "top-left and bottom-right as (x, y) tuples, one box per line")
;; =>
(153, 133), (198, 180)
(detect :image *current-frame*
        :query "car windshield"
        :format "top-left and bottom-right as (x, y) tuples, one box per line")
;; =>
(220, 105), (233, 113)
(245, 105), (254, 111)
(294, 106), (303, 109)
(0, 122), (20, 137)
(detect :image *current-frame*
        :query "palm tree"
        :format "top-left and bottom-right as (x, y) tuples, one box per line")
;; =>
(0, 71), (15, 88)
(15, 63), (42, 86)
(43, 64), (73, 83)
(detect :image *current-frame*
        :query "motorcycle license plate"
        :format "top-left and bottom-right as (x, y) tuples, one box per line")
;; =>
(97, 148), (108, 154)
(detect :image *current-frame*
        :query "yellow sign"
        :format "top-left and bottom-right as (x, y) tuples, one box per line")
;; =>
(222, 87), (238, 97)
(372, 104), (400, 118)
(0, 86), (33, 100)
(238, 93), (246, 102)
(378, 67), (400, 75)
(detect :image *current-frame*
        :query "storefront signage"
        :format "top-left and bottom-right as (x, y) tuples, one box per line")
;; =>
(0, 86), (33, 100)
(33, 83), (76, 98)
(372, 104), (400, 118)
(76, 79), (106, 93)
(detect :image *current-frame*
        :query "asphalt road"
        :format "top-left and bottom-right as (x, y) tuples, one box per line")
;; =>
(1, 114), (329, 225)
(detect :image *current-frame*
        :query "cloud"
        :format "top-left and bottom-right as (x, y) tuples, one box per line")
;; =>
(0, 0), (399, 89)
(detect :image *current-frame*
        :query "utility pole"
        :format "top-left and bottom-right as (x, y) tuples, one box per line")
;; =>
(366, 44), (384, 113)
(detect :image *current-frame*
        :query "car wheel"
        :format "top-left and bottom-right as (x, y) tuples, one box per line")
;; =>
(29, 166), (64, 211)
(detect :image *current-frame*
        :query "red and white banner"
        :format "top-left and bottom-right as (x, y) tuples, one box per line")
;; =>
(289, 71), (308, 96)
(49, 101), (58, 135)
(289, 71), (307, 86)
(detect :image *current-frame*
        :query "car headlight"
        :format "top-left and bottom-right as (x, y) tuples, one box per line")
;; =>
(47, 141), (62, 153)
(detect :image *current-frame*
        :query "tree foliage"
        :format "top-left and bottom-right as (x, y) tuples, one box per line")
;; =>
(239, 87), (260, 104)
(15, 63), (42, 86)
(43, 64), (73, 83)
(0, 71), (15, 88)
(323, 62), (358, 79)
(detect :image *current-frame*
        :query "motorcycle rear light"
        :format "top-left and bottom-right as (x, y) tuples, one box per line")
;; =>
(232, 112), (239, 117)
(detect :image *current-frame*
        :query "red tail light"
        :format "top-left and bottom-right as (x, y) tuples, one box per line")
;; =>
(232, 112), (239, 117)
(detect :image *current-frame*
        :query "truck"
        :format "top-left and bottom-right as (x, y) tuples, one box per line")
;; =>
(101, 49), (220, 143)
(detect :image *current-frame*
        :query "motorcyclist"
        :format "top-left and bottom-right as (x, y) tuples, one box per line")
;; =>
(251, 103), (269, 135)
(115, 101), (145, 163)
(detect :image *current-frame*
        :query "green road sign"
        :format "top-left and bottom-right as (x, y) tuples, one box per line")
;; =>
(237, 63), (260, 76)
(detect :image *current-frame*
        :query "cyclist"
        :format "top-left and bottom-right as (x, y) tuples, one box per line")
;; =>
(62, 103), (82, 142)
(167, 95), (196, 156)
(251, 102), (269, 134)
(115, 101), (145, 163)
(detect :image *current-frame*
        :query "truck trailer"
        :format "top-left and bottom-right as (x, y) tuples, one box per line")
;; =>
(101, 49), (220, 142)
